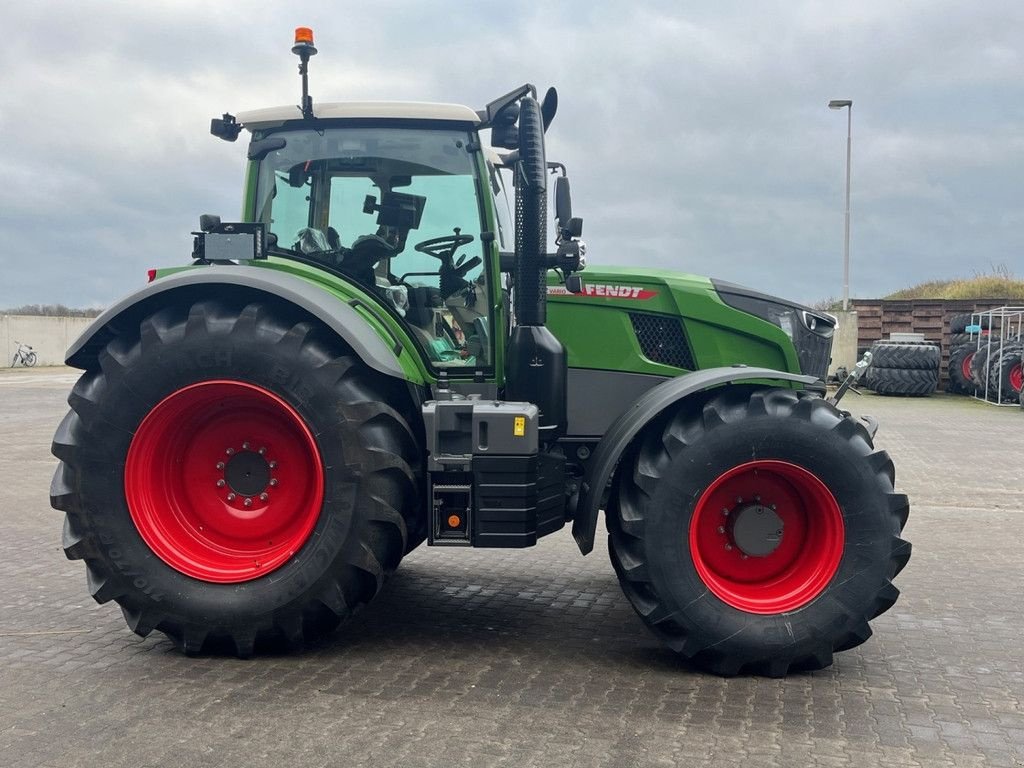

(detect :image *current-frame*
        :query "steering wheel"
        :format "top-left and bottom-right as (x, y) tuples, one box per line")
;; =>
(414, 229), (475, 263)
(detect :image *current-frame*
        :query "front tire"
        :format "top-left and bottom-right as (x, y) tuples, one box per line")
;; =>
(51, 298), (422, 655)
(608, 387), (910, 677)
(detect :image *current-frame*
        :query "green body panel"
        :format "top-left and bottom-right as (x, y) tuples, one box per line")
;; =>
(546, 267), (801, 376)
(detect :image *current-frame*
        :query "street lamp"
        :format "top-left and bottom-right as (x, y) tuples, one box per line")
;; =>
(828, 99), (852, 311)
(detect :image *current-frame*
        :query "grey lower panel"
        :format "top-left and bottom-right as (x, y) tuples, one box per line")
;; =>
(566, 368), (669, 438)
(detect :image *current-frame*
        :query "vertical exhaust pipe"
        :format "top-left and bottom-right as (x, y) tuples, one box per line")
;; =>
(506, 96), (567, 439)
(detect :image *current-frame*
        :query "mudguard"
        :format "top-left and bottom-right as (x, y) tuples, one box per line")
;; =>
(66, 266), (408, 380)
(570, 366), (821, 555)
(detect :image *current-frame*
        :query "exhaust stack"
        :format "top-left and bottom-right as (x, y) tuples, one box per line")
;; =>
(505, 96), (567, 439)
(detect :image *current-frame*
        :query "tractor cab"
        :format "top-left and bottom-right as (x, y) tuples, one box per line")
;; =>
(202, 31), (584, 384)
(244, 118), (496, 368)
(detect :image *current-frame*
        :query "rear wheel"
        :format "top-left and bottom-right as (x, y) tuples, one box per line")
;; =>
(987, 345), (1024, 403)
(970, 341), (1003, 390)
(608, 387), (910, 677)
(51, 298), (423, 655)
(947, 344), (978, 394)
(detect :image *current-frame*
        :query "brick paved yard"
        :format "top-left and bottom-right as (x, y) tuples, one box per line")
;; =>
(1, 367), (1022, 767)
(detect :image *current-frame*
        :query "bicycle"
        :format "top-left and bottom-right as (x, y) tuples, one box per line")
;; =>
(12, 341), (37, 367)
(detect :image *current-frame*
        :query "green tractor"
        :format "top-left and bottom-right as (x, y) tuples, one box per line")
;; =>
(51, 29), (910, 676)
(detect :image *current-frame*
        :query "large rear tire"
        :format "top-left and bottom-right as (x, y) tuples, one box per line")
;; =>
(970, 341), (1003, 390)
(986, 344), (1024, 403)
(51, 298), (423, 655)
(868, 341), (939, 370)
(868, 367), (938, 396)
(947, 344), (978, 394)
(607, 387), (910, 677)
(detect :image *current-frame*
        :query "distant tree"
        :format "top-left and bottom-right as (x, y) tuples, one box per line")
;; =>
(2, 304), (104, 317)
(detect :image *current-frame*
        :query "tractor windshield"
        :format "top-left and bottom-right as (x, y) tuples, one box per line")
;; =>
(253, 127), (493, 369)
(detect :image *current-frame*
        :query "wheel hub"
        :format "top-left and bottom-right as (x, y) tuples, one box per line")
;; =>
(223, 448), (273, 498)
(730, 503), (784, 557)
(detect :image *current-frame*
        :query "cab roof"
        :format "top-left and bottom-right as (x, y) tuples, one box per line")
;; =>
(236, 101), (481, 131)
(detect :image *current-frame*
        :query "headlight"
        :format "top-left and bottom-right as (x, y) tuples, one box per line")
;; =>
(713, 280), (835, 340)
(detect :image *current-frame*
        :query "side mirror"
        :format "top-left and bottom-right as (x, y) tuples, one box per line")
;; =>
(491, 102), (520, 149)
(554, 176), (572, 225)
(565, 274), (584, 294)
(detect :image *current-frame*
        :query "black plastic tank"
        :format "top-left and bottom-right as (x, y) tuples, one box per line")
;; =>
(506, 325), (567, 440)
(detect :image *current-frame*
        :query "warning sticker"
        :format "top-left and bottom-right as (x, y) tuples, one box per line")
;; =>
(513, 416), (526, 437)
(548, 284), (657, 300)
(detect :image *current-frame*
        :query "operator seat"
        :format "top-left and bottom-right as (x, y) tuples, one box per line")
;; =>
(405, 286), (465, 363)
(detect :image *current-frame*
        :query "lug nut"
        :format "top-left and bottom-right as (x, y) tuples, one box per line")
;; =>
(258, 447), (266, 455)
(717, 526), (725, 534)
(225, 447), (235, 456)
(243, 497), (253, 508)
(216, 479), (226, 488)
(227, 492), (236, 501)
(216, 462), (225, 470)
(259, 493), (269, 501)
(770, 503), (777, 510)
(268, 461), (277, 469)
(269, 479), (279, 487)
(725, 544), (733, 551)
(242, 442), (250, 450)
(736, 497), (743, 504)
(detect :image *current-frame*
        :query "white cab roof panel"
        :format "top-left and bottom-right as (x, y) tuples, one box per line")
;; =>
(236, 102), (480, 131)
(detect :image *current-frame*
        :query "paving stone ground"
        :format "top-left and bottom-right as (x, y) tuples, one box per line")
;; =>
(1, 367), (1022, 767)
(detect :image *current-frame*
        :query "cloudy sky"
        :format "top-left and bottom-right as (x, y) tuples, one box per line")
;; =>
(1, 1), (1020, 308)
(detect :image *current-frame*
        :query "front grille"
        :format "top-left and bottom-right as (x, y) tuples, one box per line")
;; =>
(793, 325), (832, 379)
(629, 313), (696, 370)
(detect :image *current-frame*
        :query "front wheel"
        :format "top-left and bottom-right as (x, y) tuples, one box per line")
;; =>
(608, 387), (911, 677)
(51, 299), (423, 655)
(24, 351), (37, 367)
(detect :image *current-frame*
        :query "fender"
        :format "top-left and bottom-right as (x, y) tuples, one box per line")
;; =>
(570, 366), (821, 555)
(66, 266), (409, 381)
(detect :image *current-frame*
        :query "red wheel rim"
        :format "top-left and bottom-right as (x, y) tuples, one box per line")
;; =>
(125, 380), (323, 583)
(962, 352), (975, 382)
(689, 460), (845, 614)
(1010, 363), (1023, 393)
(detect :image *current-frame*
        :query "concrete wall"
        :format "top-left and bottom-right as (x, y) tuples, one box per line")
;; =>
(828, 310), (859, 377)
(2, 315), (94, 367)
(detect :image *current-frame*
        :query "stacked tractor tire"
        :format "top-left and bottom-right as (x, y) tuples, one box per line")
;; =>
(863, 339), (940, 396)
(945, 312), (1024, 406)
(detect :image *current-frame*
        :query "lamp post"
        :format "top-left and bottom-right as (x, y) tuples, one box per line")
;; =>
(828, 99), (852, 311)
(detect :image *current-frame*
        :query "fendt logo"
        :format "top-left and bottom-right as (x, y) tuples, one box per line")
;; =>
(548, 284), (658, 300)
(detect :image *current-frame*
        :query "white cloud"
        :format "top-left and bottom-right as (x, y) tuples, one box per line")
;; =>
(0, 0), (1021, 307)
